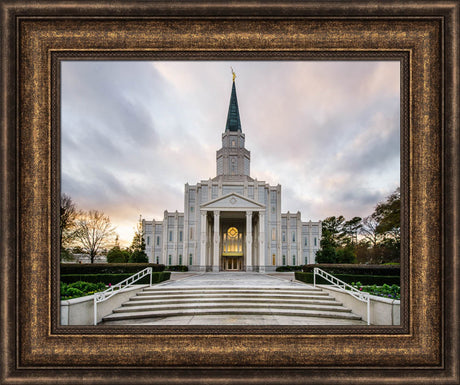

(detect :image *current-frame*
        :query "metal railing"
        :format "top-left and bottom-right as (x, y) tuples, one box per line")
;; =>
(93, 267), (152, 325)
(313, 267), (370, 325)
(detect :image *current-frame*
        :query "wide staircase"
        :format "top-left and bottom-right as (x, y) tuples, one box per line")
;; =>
(101, 285), (362, 323)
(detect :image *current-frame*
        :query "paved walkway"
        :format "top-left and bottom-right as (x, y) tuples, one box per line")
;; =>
(103, 273), (366, 326)
(162, 272), (306, 288)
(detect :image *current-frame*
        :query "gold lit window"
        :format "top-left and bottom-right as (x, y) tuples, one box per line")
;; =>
(228, 227), (238, 238)
(223, 227), (243, 255)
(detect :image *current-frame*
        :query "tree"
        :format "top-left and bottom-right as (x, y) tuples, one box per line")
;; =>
(315, 216), (344, 263)
(73, 210), (116, 263)
(342, 217), (362, 245)
(374, 187), (400, 240)
(359, 215), (382, 247)
(315, 188), (400, 265)
(60, 194), (78, 249)
(315, 245), (337, 263)
(321, 216), (345, 247)
(128, 221), (148, 263)
(335, 244), (357, 263)
(106, 246), (130, 263)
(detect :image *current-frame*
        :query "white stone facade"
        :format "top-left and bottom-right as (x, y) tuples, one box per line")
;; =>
(142, 79), (321, 272)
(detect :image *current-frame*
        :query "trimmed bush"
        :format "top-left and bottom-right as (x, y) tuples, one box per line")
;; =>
(60, 263), (165, 275)
(128, 250), (148, 263)
(353, 283), (400, 300)
(295, 271), (400, 286)
(61, 281), (107, 300)
(60, 272), (171, 285)
(106, 248), (129, 263)
(275, 265), (303, 272)
(165, 265), (189, 272)
(301, 264), (400, 277)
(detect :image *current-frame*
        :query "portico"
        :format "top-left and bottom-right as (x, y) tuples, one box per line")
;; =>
(200, 193), (265, 272)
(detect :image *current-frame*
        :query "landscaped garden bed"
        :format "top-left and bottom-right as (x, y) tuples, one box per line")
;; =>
(61, 281), (107, 300)
(295, 271), (400, 286)
(350, 282), (400, 300)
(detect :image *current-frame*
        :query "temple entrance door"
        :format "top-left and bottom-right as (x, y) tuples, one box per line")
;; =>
(225, 257), (241, 270)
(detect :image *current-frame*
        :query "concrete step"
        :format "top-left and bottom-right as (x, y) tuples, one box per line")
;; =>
(113, 302), (351, 314)
(142, 286), (321, 294)
(102, 307), (362, 322)
(122, 298), (340, 307)
(101, 285), (362, 323)
(139, 290), (325, 296)
(134, 292), (331, 300)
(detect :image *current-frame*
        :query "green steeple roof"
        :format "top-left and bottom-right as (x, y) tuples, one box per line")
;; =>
(225, 80), (242, 132)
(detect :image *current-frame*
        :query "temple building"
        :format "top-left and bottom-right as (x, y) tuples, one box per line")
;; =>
(142, 74), (321, 272)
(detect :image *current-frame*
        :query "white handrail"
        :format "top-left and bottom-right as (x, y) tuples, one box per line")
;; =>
(93, 267), (152, 325)
(313, 267), (370, 325)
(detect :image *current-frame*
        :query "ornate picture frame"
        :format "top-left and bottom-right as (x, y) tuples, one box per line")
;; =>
(1, 1), (458, 384)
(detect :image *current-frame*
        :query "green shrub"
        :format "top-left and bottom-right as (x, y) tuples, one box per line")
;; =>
(295, 271), (400, 286)
(165, 265), (188, 272)
(60, 263), (165, 275)
(60, 248), (75, 262)
(275, 265), (303, 272)
(62, 287), (84, 298)
(351, 282), (400, 300)
(106, 248), (129, 263)
(60, 272), (170, 285)
(60, 280), (107, 299)
(128, 250), (148, 263)
(301, 264), (400, 276)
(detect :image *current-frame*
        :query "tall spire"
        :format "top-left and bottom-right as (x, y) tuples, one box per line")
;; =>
(225, 70), (242, 132)
(215, 69), (251, 181)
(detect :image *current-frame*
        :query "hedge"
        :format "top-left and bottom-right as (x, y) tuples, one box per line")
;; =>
(301, 264), (400, 277)
(295, 272), (400, 286)
(60, 271), (171, 285)
(275, 265), (303, 272)
(165, 265), (189, 272)
(60, 263), (165, 275)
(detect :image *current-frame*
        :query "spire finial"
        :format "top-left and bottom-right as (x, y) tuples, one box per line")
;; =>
(231, 67), (236, 82)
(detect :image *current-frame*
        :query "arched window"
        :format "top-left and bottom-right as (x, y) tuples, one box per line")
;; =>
(231, 158), (236, 174)
(223, 227), (242, 254)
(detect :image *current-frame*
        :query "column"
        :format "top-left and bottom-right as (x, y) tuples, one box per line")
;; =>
(245, 211), (253, 272)
(174, 211), (179, 265)
(162, 211), (168, 265)
(199, 211), (207, 272)
(297, 213), (302, 266)
(259, 211), (265, 273)
(212, 210), (220, 272)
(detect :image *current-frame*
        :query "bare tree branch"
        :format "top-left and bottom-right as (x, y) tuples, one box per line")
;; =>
(73, 210), (116, 263)
(60, 193), (79, 249)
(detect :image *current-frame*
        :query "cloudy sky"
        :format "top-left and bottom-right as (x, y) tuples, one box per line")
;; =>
(61, 61), (400, 246)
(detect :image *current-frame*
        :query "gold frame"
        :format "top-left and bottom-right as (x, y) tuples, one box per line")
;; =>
(1, 1), (458, 383)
